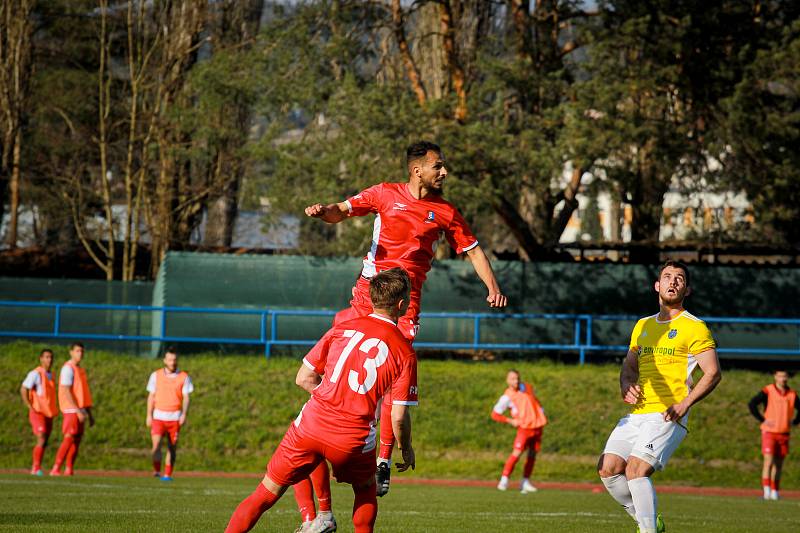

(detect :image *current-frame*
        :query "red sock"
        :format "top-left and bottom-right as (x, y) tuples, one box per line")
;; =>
(378, 398), (394, 461)
(502, 453), (520, 477)
(523, 454), (536, 478)
(311, 462), (332, 512)
(53, 436), (73, 470)
(65, 436), (81, 470)
(352, 483), (377, 533)
(165, 464), (173, 477)
(771, 478), (780, 491)
(225, 483), (279, 533)
(293, 478), (316, 522)
(153, 460), (162, 474)
(762, 477), (771, 488)
(32, 445), (45, 471)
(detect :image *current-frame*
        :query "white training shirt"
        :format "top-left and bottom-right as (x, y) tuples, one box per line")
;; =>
(492, 383), (531, 416)
(146, 370), (194, 421)
(58, 364), (80, 413)
(22, 369), (52, 397)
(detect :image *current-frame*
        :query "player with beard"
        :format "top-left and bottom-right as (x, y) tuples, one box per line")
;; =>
(294, 141), (507, 532)
(597, 261), (722, 533)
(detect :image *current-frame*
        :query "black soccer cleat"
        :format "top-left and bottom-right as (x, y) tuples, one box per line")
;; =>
(376, 462), (391, 497)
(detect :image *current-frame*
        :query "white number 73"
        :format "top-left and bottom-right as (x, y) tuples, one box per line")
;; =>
(329, 330), (390, 394)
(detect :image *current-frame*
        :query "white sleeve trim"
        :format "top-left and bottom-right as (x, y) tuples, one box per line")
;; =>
(462, 240), (479, 252)
(302, 358), (317, 371)
(183, 375), (194, 395)
(392, 400), (418, 406)
(344, 200), (353, 213)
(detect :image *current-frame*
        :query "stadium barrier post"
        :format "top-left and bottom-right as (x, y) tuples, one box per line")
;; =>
(53, 304), (61, 338)
(473, 315), (481, 349)
(575, 318), (585, 365)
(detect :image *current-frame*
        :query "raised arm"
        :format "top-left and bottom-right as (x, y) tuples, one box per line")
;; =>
(304, 202), (349, 224)
(664, 348), (722, 422)
(465, 246), (507, 308)
(748, 390), (767, 423)
(620, 349), (641, 405)
(391, 404), (415, 472)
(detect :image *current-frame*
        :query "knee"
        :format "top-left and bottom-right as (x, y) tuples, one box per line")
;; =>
(597, 455), (624, 478)
(511, 449), (523, 458)
(624, 462), (652, 480)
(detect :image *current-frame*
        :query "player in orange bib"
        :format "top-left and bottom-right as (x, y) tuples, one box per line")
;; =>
(748, 369), (800, 500)
(224, 268), (419, 533)
(50, 342), (94, 476)
(491, 370), (547, 493)
(20, 349), (57, 475)
(146, 346), (194, 481)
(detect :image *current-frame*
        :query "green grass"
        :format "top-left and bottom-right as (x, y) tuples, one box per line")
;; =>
(0, 340), (795, 489)
(1, 474), (798, 532)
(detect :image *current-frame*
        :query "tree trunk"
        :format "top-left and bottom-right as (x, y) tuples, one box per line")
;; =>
(5, 129), (21, 248)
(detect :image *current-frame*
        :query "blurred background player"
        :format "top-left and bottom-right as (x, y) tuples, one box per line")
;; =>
(748, 369), (800, 500)
(146, 346), (194, 481)
(597, 261), (721, 533)
(224, 268), (418, 533)
(491, 369), (547, 493)
(50, 342), (94, 476)
(304, 140), (507, 503)
(19, 348), (57, 475)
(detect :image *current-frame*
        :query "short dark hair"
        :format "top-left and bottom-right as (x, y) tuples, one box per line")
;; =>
(40, 349), (53, 357)
(164, 346), (178, 356)
(658, 260), (690, 286)
(508, 369), (520, 377)
(70, 342), (84, 350)
(406, 141), (441, 168)
(369, 268), (411, 310)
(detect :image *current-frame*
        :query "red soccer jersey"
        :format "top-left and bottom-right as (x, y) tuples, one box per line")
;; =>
(296, 313), (419, 452)
(345, 182), (478, 294)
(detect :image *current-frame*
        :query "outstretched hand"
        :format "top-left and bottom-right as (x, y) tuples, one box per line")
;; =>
(304, 203), (326, 218)
(487, 293), (507, 308)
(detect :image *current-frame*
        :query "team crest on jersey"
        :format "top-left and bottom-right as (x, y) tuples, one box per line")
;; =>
(426, 211), (435, 221)
(668, 329), (678, 339)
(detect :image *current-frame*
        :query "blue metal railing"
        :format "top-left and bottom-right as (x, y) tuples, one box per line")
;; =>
(0, 300), (798, 363)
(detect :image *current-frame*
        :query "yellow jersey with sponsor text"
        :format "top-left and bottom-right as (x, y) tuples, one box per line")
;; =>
(629, 310), (716, 415)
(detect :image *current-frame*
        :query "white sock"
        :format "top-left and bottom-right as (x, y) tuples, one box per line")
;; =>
(500, 475), (509, 483)
(377, 457), (391, 467)
(522, 477), (530, 484)
(763, 485), (771, 498)
(628, 477), (657, 532)
(601, 474), (637, 519)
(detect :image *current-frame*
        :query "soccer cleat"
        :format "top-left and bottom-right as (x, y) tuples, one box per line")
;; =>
(153, 471), (161, 478)
(48, 468), (61, 477)
(63, 468), (74, 476)
(769, 490), (779, 500)
(376, 462), (391, 497)
(294, 521), (314, 533)
(160, 475), (173, 482)
(657, 513), (665, 533)
(497, 478), (508, 491)
(309, 511), (337, 533)
(520, 480), (538, 494)
(30, 469), (43, 476)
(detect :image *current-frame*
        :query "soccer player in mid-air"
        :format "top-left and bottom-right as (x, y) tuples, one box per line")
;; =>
(224, 268), (419, 533)
(50, 342), (94, 476)
(296, 140), (507, 529)
(748, 369), (799, 500)
(597, 261), (722, 533)
(20, 349), (57, 475)
(491, 369), (547, 493)
(146, 346), (194, 481)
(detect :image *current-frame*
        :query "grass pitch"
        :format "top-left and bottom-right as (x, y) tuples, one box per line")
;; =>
(0, 474), (797, 532)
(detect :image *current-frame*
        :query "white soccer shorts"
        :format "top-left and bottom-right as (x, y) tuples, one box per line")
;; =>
(602, 412), (688, 470)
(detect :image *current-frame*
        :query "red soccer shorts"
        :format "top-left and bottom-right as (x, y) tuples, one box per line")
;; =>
(334, 276), (419, 342)
(61, 412), (85, 437)
(267, 423), (375, 487)
(29, 410), (53, 437)
(513, 427), (543, 453)
(762, 431), (790, 458)
(151, 420), (180, 445)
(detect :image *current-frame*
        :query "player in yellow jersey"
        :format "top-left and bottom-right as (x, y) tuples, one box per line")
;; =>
(597, 261), (722, 533)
